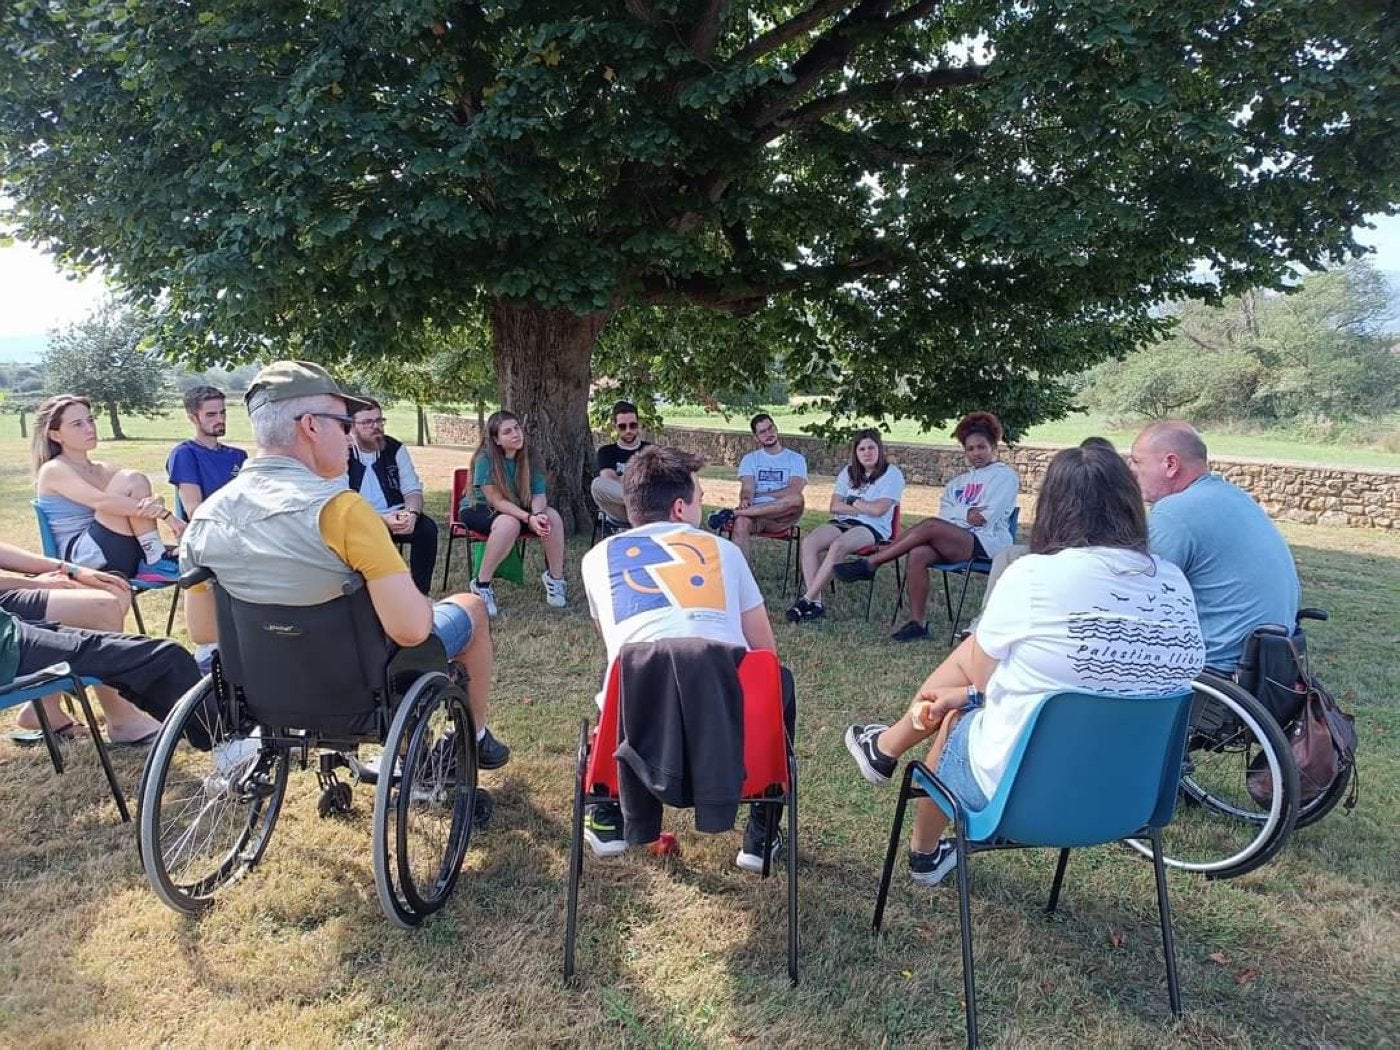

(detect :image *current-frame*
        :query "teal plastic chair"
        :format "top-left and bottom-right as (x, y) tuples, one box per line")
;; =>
(1, 662), (131, 821)
(893, 506), (1020, 644)
(32, 500), (180, 636)
(872, 689), (1192, 1048)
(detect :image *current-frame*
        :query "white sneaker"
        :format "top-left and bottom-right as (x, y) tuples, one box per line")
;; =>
(542, 571), (567, 607)
(469, 579), (498, 617)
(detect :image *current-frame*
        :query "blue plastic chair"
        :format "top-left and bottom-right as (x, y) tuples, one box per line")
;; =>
(872, 689), (1192, 1048)
(894, 506), (1020, 644)
(32, 500), (180, 636)
(0, 662), (131, 822)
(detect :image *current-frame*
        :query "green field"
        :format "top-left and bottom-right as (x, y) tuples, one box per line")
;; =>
(0, 408), (1396, 1046)
(660, 403), (1400, 470)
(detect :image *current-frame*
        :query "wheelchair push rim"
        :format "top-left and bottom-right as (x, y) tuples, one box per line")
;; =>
(372, 671), (477, 928)
(1125, 673), (1299, 878)
(139, 675), (289, 915)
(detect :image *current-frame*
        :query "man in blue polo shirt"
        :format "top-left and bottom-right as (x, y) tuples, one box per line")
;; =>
(167, 386), (248, 516)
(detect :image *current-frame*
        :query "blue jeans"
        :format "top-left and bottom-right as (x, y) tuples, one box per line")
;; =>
(933, 712), (989, 811)
(431, 600), (473, 658)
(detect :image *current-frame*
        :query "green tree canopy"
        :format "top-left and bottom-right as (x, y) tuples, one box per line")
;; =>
(43, 301), (168, 439)
(3, 0), (1397, 523)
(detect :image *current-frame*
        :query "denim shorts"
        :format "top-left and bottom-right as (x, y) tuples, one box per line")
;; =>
(431, 600), (474, 657)
(933, 712), (990, 811)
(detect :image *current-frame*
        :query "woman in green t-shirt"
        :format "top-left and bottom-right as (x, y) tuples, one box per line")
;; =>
(458, 410), (568, 615)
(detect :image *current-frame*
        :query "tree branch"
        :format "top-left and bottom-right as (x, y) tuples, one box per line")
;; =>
(886, 0), (943, 30)
(731, 0), (856, 66)
(689, 0), (728, 61)
(625, 0), (660, 24)
(635, 255), (898, 313)
(764, 66), (989, 135)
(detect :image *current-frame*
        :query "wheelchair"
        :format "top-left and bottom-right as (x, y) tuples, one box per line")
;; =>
(136, 569), (479, 928)
(1126, 608), (1344, 879)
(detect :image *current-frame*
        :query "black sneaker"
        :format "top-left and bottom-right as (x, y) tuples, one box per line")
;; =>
(584, 801), (628, 858)
(707, 508), (736, 532)
(736, 814), (785, 873)
(889, 620), (931, 643)
(473, 787), (495, 830)
(909, 840), (958, 886)
(803, 601), (826, 622)
(845, 723), (897, 783)
(477, 727), (511, 771)
(833, 558), (876, 583)
(785, 597), (810, 624)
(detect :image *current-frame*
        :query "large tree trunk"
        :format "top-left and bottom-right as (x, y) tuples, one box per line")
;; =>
(105, 401), (126, 440)
(490, 300), (609, 534)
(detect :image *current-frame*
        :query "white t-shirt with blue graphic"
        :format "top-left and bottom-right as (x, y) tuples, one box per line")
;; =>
(738, 447), (808, 504)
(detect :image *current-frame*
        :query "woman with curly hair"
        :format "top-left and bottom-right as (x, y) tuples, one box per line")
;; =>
(835, 412), (1019, 641)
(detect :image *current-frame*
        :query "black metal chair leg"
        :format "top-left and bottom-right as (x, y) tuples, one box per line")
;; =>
(948, 571), (974, 646)
(1151, 829), (1183, 1018)
(164, 587), (180, 635)
(131, 594), (147, 634)
(28, 698), (65, 774)
(440, 535), (455, 591)
(873, 765), (917, 931)
(70, 678), (130, 822)
(787, 755), (799, 986)
(1046, 848), (1071, 914)
(953, 820), (978, 1049)
(563, 721), (589, 982)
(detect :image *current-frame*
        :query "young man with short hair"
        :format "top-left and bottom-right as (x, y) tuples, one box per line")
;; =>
(166, 385), (248, 516)
(590, 400), (651, 527)
(347, 398), (439, 595)
(580, 445), (793, 871)
(709, 413), (807, 561)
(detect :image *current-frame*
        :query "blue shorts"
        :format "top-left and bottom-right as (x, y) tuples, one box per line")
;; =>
(431, 600), (474, 657)
(934, 712), (990, 811)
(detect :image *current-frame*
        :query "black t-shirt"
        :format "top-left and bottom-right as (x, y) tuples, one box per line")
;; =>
(596, 441), (652, 475)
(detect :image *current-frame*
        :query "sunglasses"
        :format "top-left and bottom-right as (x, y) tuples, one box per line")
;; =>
(297, 412), (354, 435)
(617, 422), (639, 431)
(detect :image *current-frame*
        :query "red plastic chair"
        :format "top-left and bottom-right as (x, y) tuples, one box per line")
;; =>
(439, 467), (537, 590)
(832, 504), (903, 621)
(563, 645), (798, 984)
(720, 519), (801, 596)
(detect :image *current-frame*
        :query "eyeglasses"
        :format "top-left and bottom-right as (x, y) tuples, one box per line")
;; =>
(617, 422), (639, 432)
(356, 417), (386, 428)
(297, 412), (354, 435)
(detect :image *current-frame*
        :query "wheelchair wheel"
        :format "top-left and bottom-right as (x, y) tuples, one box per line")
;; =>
(372, 672), (477, 928)
(1296, 763), (1353, 830)
(139, 676), (289, 915)
(1125, 673), (1298, 879)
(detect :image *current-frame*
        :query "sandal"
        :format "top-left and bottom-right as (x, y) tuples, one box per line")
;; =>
(7, 721), (91, 747)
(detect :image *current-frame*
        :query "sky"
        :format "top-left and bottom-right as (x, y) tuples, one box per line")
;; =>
(1, 212), (1398, 353)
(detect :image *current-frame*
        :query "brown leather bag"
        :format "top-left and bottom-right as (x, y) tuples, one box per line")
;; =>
(1247, 691), (1337, 806)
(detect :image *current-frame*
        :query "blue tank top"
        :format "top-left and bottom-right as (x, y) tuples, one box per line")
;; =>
(35, 493), (95, 556)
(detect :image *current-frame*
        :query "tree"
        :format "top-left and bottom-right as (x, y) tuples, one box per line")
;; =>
(43, 302), (167, 439)
(2, 1), (1396, 526)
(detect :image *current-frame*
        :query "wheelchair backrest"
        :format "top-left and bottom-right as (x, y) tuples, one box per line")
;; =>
(214, 578), (392, 737)
(1237, 627), (1307, 726)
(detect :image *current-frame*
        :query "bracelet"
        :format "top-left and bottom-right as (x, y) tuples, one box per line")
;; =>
(161, 510), (172, 520)
(61, 561), (77, 579)
(965, 685), (985, 711)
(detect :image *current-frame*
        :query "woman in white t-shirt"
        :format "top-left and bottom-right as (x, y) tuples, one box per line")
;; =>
(844, 439), (1205, 887)
(834, 412), (1020, 643)
(787, 430), (904, 622)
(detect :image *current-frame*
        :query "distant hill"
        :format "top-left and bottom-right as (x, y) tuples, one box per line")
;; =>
(0, 334), (45, 362)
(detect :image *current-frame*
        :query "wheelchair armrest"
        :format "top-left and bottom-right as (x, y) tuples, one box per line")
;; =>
(1251, 623), (1291, 638)
(180, 566), (215, 589)
(1297, 607), (1328, 623)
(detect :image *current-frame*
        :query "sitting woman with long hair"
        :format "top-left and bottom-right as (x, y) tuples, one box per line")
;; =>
(458, 410), (568, 616)
(836, 411), (1019, 642)
(33, 394), (185, 578)
(844, 439), (1205, 886)
(787, 429), (905, 622)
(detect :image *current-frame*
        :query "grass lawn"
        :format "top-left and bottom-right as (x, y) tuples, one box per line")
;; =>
(660, 404), (1400, 470)
(0, 409), (1396, 1046)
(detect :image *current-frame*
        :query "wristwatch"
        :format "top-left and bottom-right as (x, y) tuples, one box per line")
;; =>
(844, 494), (858, 506)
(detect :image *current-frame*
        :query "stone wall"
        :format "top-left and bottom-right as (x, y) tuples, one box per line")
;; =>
(433, 416), (1400, 531)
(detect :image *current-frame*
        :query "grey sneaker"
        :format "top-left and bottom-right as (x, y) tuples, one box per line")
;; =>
(542, 571), (567, 607)
(469, 578), (498, 617)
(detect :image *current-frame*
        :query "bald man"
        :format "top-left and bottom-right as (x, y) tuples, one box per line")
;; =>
(1128, 420), (1300, 671)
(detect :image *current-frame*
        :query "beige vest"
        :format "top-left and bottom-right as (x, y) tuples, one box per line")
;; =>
(181, 455), (358, 606)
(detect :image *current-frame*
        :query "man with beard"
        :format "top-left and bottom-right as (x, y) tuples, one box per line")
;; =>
(707, 413), (807, 564)
(166, 386), (248, 516)
(347, 398), (439, 595)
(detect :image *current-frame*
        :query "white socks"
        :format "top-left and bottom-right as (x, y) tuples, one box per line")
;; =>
(137, 531), (166, 565)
